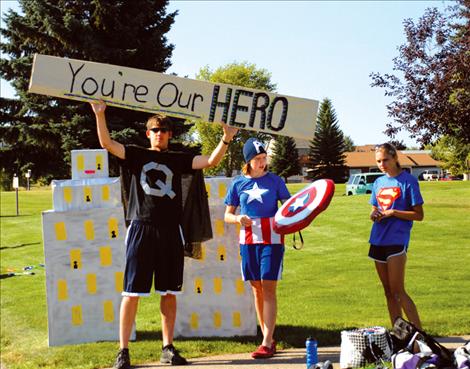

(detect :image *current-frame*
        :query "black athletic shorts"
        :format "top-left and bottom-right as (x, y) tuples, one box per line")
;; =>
(368, 244), (408, 263)
(123, 220), (185, 296)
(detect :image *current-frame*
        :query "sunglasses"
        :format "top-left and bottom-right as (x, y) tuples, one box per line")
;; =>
(149, 127), (169, 133)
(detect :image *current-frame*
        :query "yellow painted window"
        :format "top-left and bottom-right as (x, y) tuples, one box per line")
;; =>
(71, 305), (83, 326)
(76, 154), (84, 171)
(108, 217), (118, 239)
(190, 313), (199, 330)
(194, 277), (203, 294)
(54, 222), (67, 241)
(70, 249), (81, 270)
(218, 182), (227, 199)
(235, 279), (245, 295)
(63, 187), (72, 203)
(57, 279), (68, 301)
(102, 185), (110, 201)
(96, 154), (103, 171)
(100, 246), (112, 267)
(232, 311), (241, 328)
(86, 273), (97, 294)
(115, 272), (124, 293)
(215, 220), (224, 236)
(84, 220), (94, 240)
(217, 245), (226, 262)
(83, 186), (92, 203)
(213, 311), (222, 328)
(103, 300), (114, 322)
(213, 277), (222, 294)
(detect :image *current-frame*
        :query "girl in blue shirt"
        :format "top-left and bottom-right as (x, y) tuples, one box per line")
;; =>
(224, 138), (290, 359)
(369, 143), (424, 329)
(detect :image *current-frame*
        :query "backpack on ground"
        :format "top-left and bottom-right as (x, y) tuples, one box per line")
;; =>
(390, 318), (455, 369)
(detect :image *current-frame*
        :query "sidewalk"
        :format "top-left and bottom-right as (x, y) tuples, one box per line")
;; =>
(106, 335), (469, 369)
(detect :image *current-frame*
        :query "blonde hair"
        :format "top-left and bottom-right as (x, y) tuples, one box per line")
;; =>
(242, 163), (250, 175)
(375, 143), (401, 168)
(241, 163), (268, 175)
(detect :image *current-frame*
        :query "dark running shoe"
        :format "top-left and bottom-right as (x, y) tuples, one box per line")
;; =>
(160, 344), (188, 365)
(114, 348), (131, 369)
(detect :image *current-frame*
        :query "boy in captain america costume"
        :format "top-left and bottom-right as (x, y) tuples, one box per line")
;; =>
(224, 138), (290, 359)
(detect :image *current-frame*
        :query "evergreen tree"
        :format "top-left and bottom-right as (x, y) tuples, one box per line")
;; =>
(192, 62), (275, 177)
(0, 0), (177, 184)
(343, 135), (355, 152)
(270, 135), (301, 182)
(307, 98), (347, 182)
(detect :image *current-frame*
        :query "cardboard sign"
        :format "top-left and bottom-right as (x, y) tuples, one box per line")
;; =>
(29, 54), (318, 139)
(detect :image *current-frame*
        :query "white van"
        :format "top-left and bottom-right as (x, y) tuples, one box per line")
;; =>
(422, 170), (440, 181)
(346, 173), (384, 196)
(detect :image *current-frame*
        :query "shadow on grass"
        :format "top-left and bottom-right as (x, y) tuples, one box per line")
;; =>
(0, 241), (41, 250)
(137, 325), (353, 347)
(0, 214), (32, 218)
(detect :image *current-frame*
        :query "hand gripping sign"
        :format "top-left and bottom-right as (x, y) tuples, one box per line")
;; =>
(273, 179), (335, 235)
(28, 54), (319, 140)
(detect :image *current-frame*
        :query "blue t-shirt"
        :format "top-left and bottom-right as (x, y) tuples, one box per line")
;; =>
(369, 171), (423, 246)
(224, 172), (291, 218)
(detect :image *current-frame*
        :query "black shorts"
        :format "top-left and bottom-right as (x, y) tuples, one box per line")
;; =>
(368, 244), (408, 263)
(123, 220), (185, 296)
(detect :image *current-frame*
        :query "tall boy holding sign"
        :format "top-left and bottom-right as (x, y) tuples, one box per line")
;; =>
(90, 100), (237, 368)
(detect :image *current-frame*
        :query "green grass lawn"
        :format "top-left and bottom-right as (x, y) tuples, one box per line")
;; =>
(1, 181), (469, 369)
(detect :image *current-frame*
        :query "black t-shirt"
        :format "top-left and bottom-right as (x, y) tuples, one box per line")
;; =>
(123, 145), (195, 225)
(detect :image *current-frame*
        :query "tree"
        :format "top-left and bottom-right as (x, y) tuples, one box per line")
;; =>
(431, 136), (470, 178)
(307, 98), (347, 182)
(0, 0), (177, 183)
(270, 135), (301, 182)
(192, 62), (276, 176)
(370, 0), (470, 145)
(343, 135), (355, 152)
(389, 139), (407, 150)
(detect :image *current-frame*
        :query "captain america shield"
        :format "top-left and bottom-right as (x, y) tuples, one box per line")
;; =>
(273, 179), (335, 235)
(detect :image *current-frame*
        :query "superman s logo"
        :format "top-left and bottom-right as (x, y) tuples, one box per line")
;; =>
(377, 187), (401, 210)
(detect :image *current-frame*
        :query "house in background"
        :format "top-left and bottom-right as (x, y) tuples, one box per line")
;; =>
(266, 141), (442, 182)
(346, 145), (442, 179)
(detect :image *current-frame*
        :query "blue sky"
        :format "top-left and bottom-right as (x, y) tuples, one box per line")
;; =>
(1, 0), (451, 147)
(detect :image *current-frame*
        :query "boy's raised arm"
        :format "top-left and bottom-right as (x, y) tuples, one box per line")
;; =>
(90, 100), (125, 160)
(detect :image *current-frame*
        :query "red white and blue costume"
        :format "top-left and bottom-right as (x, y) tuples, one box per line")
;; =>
(225, 173), (290, 281)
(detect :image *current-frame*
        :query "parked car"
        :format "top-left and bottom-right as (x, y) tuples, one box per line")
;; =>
(439, 173), (463, 181)
(346, 172), (384, 196)
(422, 170), (440, 181)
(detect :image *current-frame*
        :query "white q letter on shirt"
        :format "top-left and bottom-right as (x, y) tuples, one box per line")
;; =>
(140, 162), (176, 198)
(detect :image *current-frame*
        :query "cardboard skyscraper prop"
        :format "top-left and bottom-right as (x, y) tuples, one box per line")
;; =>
(42, 149), (132, 346)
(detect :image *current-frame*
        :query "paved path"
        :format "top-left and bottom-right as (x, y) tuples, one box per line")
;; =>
(103, 335), (469, 369)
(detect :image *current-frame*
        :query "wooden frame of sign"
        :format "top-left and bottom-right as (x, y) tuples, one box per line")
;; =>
(29, 54), (318, 140)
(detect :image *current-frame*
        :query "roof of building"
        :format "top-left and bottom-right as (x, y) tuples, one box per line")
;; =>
(403, 152), (441, 166)
(345, 151), (441, 168)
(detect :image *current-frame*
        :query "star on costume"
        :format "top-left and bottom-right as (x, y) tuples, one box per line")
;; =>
(243, 183), (269, 204)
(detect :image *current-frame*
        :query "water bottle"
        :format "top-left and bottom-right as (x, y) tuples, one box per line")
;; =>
(306, 337), (318, 369)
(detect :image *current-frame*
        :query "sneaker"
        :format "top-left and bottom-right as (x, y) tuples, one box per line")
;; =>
(114, 348), (131, 369)
(251, 344), (275, 359)
(160, 344), (188, 365)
